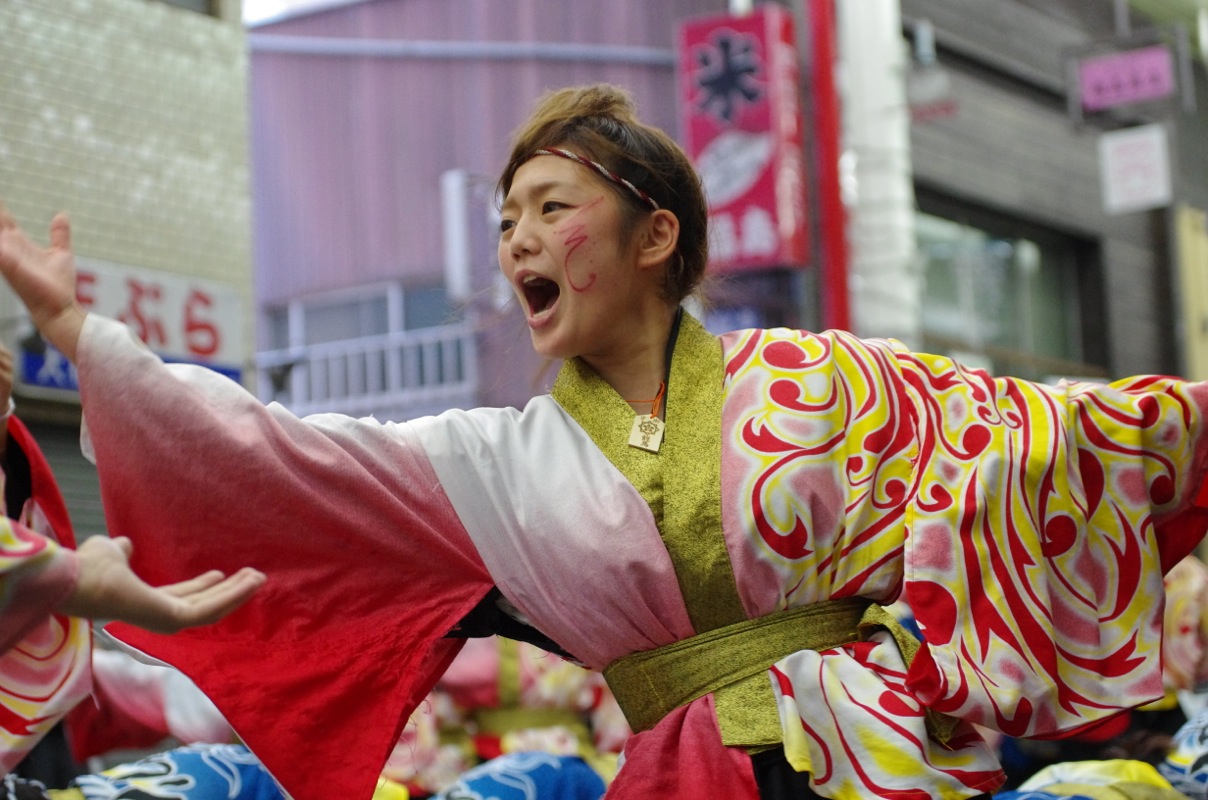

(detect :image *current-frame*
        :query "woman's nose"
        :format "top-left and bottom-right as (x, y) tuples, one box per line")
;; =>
(507, 215), (540, 260)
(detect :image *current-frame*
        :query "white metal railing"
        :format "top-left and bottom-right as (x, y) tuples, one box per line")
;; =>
(255, 322), (478, 420)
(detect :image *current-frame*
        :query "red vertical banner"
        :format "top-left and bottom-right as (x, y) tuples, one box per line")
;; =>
(808, 0), (850, 332)
(678, 5), (808, 273)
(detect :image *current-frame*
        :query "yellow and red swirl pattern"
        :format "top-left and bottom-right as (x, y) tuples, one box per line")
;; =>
(0, 517), (91, 772)
(721, 327), (1208, 798)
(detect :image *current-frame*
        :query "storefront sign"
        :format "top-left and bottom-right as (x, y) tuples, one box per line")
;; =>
(1078, 44), (1176, 112)
(1099, 123), (1172, 215)
(19, 258), (244, 395)
(678, 5), (808, 272)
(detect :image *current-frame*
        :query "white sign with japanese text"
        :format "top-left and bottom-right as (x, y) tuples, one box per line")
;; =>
(1099, 123), (1172, 215)
(19, 257), (245, 396)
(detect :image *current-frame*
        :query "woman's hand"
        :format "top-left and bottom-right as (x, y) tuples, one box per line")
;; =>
(0, 204), (87, 362)
(58, 535), (267, 634)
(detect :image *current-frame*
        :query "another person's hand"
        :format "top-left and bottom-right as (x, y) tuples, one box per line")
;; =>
(58, 535), (266, 634)
(0, 203), (86, 362)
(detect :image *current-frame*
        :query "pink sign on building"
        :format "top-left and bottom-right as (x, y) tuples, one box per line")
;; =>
(1078, 44), (1176, 113)
(678, 5), (808, 273)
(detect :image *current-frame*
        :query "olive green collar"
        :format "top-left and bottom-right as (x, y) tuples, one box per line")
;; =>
(551, 311), (745, 634)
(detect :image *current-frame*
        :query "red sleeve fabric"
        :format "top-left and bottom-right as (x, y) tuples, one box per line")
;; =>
(77, 315), (493, 800)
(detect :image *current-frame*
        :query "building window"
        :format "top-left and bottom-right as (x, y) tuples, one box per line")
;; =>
(264, 282), (461, 351)
(258, 282), (473, 420)
(916, 191), (1106, 382)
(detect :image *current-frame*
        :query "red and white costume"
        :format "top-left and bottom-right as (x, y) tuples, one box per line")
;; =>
(68, 312), (1208, 800)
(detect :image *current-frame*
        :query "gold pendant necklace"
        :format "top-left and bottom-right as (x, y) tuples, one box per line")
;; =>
(624, 306), (682, 454)
(626, 381), (665, 453)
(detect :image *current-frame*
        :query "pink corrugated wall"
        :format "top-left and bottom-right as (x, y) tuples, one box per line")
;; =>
(249, 0), (728, 305)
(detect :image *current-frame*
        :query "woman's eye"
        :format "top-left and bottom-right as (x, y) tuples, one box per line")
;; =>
(542, 201), (566, 214)
(499, 218), (516, 233)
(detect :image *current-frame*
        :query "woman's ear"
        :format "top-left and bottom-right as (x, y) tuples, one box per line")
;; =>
(637, 209), (680, 271)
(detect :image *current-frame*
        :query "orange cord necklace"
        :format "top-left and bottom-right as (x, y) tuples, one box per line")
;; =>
(625, 307), (681, 454)
(625, 381), (666, 419)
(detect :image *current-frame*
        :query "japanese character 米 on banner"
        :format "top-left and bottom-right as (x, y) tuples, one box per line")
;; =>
(677, 5), (808, 273)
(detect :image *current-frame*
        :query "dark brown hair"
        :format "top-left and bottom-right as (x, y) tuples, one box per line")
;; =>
(498, 84), (708, 303)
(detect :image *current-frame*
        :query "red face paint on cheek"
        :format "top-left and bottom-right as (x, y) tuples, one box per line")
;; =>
(558, 197), (604, 293)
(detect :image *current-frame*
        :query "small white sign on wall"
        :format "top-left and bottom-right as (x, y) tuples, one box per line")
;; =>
(17, 258), (245, 398)
(1099, 123), (1172, 215)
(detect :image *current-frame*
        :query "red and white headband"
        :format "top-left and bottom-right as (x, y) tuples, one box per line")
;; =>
(531, 148), (659, 210)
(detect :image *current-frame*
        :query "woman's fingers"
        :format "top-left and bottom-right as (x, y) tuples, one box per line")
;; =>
(110, 535), (135, 559)
(161, 567), (267, 629)
(0, 204), (85, 360)
(160, 569), (228, 598)
(62, 534), (266, 634)
(49, 212), (71, 251)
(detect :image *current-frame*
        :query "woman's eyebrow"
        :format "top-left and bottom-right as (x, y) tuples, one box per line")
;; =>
(502, 179), (569, 212)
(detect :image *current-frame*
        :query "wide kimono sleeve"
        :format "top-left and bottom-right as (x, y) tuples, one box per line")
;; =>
(895, 345), (1208, 739)
(74, 314), (496, 800)
(0, 416), (90, 773)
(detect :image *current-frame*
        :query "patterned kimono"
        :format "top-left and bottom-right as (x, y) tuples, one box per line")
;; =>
(71, 312), (1208, 800)
(385, 636), (629, 795)
(1158, 555), (1208, 695)
(0, 418), (89, 774)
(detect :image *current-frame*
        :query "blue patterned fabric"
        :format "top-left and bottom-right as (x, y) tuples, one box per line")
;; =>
(434, 752), (604, 800)
(1160, 705), (1208, 799)
(69, 744), (284, 800)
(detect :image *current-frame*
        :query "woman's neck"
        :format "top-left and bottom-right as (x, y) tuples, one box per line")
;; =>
(582, 305), (678, 411)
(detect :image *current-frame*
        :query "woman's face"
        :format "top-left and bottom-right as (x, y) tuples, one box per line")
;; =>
(498, 153), (645, 362)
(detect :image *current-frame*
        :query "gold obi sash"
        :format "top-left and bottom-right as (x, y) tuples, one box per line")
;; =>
(603, 597), (951, 749)
(474, 706), (586, 736)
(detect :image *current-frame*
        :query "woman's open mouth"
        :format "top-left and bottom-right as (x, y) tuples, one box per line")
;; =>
(522, 275), (560, 318)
